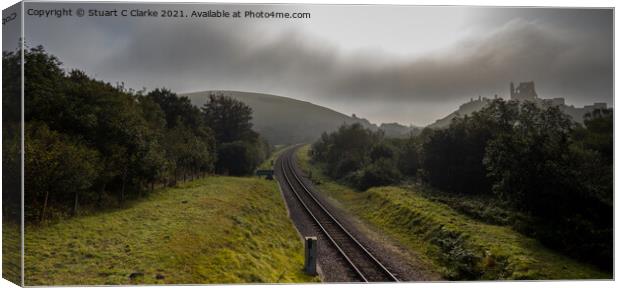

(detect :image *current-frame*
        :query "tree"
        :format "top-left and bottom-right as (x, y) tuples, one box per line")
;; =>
(310, 123), (401, 189)
(420, 99), (518, 195)
(23, 46), (67, 124)
(482, 101), (612, 269)
(3, 49), (22, 223)
(317, 123), (382, 179)
(147, 88), (204, 129)
(201, 93), (268, 174)
(13, 45), (269, 223)
(397, 138), (420, 177)
(202, 93), (254, 144)
(577, 108), (613, 165)
(483, 102), (574, 212)
(25, 122), (100, 221)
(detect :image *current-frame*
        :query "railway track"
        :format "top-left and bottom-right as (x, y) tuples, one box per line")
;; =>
(277, 147), (399, 282)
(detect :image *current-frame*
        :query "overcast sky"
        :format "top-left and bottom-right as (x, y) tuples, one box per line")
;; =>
(20, 3), (613, 126)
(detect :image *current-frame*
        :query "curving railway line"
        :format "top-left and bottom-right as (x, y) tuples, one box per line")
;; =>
(276, 147), (399, 282)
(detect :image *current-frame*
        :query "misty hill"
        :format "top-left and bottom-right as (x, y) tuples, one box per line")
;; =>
(427, 96), (491, 129)
(379, 123), (421, 138)
(183, 90), (378, 145)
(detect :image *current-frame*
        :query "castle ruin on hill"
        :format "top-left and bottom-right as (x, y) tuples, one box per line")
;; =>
(507, 81), (607, 120)
(429, 81), (609, 128)
(510, 81), (538, 101)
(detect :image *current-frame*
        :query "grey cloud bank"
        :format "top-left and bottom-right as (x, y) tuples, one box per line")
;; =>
(23, 4), (612, 125)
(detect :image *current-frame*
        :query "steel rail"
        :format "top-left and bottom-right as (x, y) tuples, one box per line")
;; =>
(279, 151), (368, 281)
(279, 148), (399, 282)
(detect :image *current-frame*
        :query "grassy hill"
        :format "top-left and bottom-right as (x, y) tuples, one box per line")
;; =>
(295, 145), (609, 280)
(24, 176), (317, 285)
(183, 90), (377, 145)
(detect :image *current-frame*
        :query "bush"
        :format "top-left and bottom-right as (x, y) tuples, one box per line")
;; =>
(311, 124), (406, 190)
(430, 228), (483, 280)
(352, 158), (402, 190)
(331, 156), (362, 179)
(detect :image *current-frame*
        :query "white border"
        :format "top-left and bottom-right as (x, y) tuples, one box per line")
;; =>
(0, 1), (617, 288)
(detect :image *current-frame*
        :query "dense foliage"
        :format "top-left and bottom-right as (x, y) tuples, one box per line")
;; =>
(311, 99), (613, 270)
(203, 94), (271, 175)
(4, 46), (270, 222)
(2, 50), (22, 223)
(311, 124), (401, 190)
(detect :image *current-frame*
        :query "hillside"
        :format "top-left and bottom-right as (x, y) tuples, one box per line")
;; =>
(379, 123), (421, 138)
(427, 97), (489, 129)
(183, 91), (377, 145)
(24, 176), (317, 285)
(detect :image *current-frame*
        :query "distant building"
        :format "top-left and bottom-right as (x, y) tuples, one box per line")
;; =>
(510, 81), (538, 101)
(459, 96), (491, 115)
(509, 81), (609, 122)
(584, 103), (608, 110)
(541, 98), (565, 107)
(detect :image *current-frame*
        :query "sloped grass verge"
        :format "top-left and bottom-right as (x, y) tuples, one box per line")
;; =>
(25, 176), (317, 285)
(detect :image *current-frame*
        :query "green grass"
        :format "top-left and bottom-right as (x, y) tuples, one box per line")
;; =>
(412, 187), (525, 225)
(296, 145), (610, 280)
(3, 221), (21, 285)
(24, 176), (318, 285)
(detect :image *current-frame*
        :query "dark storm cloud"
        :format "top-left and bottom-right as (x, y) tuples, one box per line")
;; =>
(25, 4), (612, 124)
(96, 16), (611, 105)
(94, 20), (346, 95)
(328, 18), (612, 104)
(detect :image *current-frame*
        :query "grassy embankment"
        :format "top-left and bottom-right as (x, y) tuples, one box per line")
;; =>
(24, 155), (317, 285)
(296, 145), (609, 280)
(3, 222), (21, 285)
